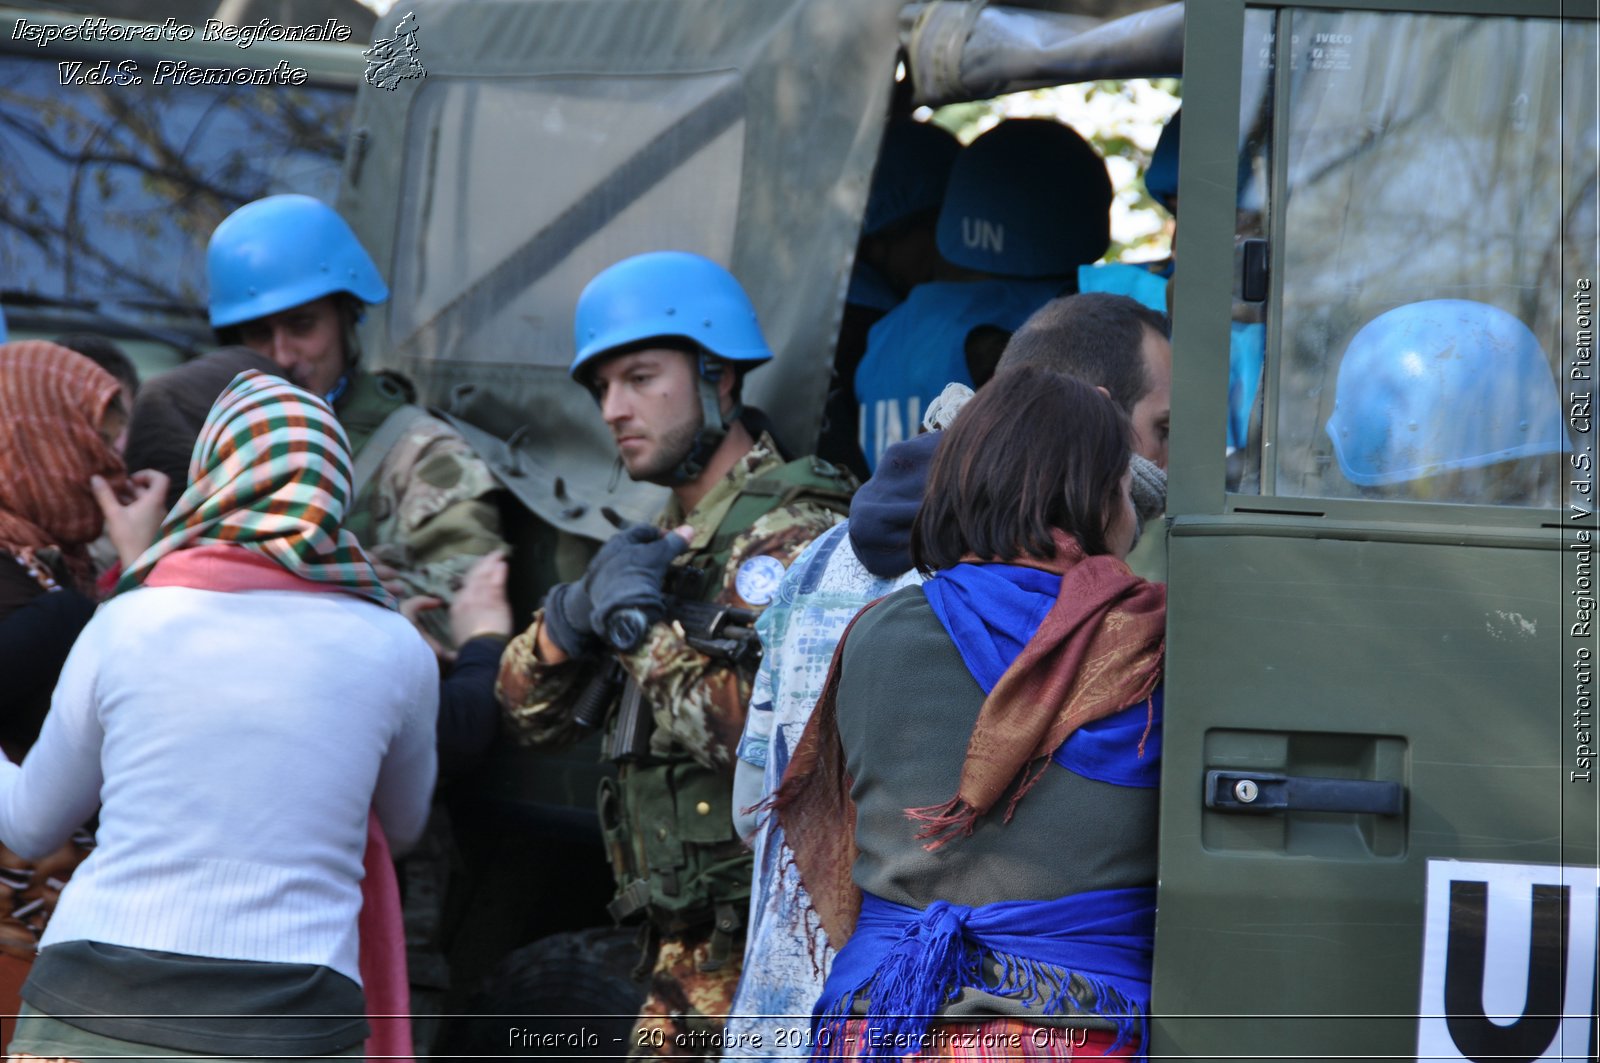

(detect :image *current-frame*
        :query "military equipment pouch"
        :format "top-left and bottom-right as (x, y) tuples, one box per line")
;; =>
(606, 877), (653, 925)
(596, 776), (636, 908)
(599, 759), (751, 935)
(698, 902), (743, 973)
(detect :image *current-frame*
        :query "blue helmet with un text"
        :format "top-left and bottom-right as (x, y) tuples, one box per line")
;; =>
(935, 118), (1111, 279)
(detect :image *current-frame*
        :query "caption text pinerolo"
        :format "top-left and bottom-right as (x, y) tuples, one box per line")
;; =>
(505, 1023), (1098, 1054)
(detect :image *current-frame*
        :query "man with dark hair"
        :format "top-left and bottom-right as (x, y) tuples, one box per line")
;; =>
(998, 292), (1171, 471)
(997, 292), (1173, 579)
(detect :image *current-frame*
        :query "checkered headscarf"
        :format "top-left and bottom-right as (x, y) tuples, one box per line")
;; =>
(117, 370), (394, 608)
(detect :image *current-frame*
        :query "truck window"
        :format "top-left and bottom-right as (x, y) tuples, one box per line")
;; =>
(1230, 8), (1596, 508)
(0, 50), (351, 341)
(386, 74), (744, 370)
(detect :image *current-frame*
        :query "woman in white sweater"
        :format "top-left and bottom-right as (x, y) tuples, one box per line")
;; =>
(0, 370), (438, 1060)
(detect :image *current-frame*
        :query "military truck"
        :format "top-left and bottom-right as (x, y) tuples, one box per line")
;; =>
(6, 0), (1587, 1056)
(335, 0), (1597, 1059)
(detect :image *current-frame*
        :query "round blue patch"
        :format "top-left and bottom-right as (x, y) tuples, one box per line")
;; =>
(734, 554), (786, 607)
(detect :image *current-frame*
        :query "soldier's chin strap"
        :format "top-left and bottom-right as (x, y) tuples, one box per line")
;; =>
(323, 374), (351, 408)
(333, 295), (367, 396)
(321, 298), (368, 409)
(666, 354), (740, 485)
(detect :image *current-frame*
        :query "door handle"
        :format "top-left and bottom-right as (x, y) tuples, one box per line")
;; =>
(1204, 770), (1404, 815)
(1239, 237), (1269, 302)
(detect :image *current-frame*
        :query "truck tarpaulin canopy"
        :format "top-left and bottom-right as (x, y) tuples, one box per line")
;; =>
(339, 0), (904, 538)
(903, 1), (1182, 105)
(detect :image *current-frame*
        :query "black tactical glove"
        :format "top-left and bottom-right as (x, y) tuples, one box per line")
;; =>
(542, 580), (599, 658)
(543, 522), (694, 657)
(583, 521), (691, 648)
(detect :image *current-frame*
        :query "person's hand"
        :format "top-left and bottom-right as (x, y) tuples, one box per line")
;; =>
(543, 580), (598, 658)
(91, 470), (171, 568)
(451, 550), (512, 645)
(583, 522), (693, 648)
(369, 559), (410, 601)
(400, 595), (454, 665)
(542, 522), (692, 658)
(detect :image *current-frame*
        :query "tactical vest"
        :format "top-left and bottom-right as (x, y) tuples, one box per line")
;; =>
(599, 455), (854, 953)
(665, 455), (857, 602)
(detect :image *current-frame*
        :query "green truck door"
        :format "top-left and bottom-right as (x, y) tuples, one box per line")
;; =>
(1155, 3), (1599, 1059)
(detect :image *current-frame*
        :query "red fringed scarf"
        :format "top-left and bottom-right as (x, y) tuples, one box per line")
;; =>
(771, 529), (1166, 946)
(0, 342), (125, 596)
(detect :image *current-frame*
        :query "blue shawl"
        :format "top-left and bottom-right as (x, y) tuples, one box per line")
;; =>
(923, 562), (1162, 787)
(816, 889), (1154, 1059)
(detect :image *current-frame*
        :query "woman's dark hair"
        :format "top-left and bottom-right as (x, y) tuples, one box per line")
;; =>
(125, 347), (283, 509)
(54, 333), (138, 399)
(912, 365), (1131, 570)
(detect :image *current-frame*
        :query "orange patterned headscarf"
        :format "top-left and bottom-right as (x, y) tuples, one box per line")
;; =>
(0, 341), (126, 593)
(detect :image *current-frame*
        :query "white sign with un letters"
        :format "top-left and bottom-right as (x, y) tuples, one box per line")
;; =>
(1417, 859), (1598, 1063)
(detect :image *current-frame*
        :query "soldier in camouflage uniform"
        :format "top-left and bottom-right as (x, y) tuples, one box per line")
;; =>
(207, 194), (509, 1049)
(207, 194), (505, 613)
(498, 251), (852, 1060)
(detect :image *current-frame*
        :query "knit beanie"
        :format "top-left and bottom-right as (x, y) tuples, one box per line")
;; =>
(848, 430), (942, 577)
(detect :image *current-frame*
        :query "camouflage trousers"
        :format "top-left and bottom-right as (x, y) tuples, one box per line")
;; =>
(629, 928), (746, 1061)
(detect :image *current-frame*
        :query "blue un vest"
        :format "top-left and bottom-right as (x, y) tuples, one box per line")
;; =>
(854, 279), (1062, 472)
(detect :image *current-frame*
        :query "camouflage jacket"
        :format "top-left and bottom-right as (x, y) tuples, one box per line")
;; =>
(339, 371), (507, 617)
(498, 434), (845, 772)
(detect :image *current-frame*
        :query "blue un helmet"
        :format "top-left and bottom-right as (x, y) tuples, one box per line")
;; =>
(862, 119), (962, 237)
(207, 194), (389, 330)
(1144, 108), (1180, 212)
(935, 118), (1112, 279)
(572, 251), (773, 482)
(572, 251), (772, 379)
(1325, 299), (1567, 490)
